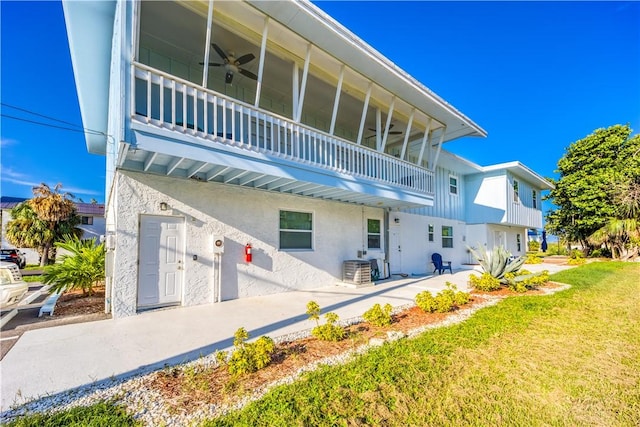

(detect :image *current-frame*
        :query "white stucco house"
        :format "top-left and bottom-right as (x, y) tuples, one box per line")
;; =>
(62, 0), (552, 318)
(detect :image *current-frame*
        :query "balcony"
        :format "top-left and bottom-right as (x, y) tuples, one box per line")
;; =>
(125, 62), (435, 208)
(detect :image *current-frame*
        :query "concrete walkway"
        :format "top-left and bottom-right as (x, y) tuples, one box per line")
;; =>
(0, 263), (570, 412)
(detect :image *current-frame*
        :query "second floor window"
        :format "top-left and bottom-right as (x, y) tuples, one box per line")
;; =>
(428, 224), (434, 242)
(280, 210), (313, 250)
(532, 190), (538, 209)
(449, 175), (458, 195)
(513, 179), (519, 202)
(367, 219), (381, 249)
(442, 226), (453, 248)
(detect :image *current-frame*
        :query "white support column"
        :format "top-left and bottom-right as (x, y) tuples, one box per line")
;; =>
(292, 64), (299, 120)
(254, 16), (269, 108)
(201, 0), (214, 88)
(356, 82), (372, 145)
(329, 65), (344, 135)
(400, 108), (415, 160)
(375, 108), (382, 150)
(379, 97), (396, 153)
(430, 126), (446, 171)
(295, 44), (312, 123)
(417, 118), (432, 167)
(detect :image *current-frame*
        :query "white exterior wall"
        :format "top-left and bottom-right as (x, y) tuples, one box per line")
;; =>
(390, 211), (468, 274)
(506, 173), (543, 228)
(109, 170), (385, 317)
(464, 172), (507, 224)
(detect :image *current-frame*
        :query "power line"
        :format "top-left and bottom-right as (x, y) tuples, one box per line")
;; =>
(1, 102), (85, 130)
(1, 114), (105, 136)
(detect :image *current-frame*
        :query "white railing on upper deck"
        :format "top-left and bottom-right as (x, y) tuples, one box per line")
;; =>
(132, 62), (433, 195)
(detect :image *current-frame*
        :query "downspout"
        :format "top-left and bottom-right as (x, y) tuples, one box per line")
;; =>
(384, 208), (390, 277)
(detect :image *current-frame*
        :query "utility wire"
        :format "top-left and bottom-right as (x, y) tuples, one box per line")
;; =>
(1, 114), (105, 136)
(1, 102), (85, 130)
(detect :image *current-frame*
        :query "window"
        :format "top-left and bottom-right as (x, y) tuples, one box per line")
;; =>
(81, 216), (93, 225)
(442, 226), (453, 248)
(513, 179), (519, 202)
(367, 219), (381, 249)
(279, 210), (313, 250)
(449, 175), (458, 195)
(532, 190), (538, 209)
(428, 224), (434, 242)
(517, 234), (522, 251)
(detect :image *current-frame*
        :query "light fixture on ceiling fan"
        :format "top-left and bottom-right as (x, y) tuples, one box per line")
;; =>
(200, 43), (258, 85)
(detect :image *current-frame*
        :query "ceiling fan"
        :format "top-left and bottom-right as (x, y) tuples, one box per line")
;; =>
(367, 123), (403, 137)
(200, 43), (258, 85)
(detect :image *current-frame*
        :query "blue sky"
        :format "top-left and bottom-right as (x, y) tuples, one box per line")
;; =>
(2, 1), (639, 207)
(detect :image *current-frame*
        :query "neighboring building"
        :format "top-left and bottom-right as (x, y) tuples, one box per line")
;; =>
(0, 197), (105, 265)
(63, 0), (552, 318)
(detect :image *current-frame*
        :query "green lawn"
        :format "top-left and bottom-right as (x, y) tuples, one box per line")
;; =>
(206, 262), (640, 426)
(6, 262), (640, 426)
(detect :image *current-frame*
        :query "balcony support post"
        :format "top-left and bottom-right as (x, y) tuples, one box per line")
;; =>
(379, 97), (396, 153)
(202, 0), (214, 88)
(295, 43), (312, 123)
(254, 16), (269, 108)
(417, 118), (432, 167)
(400, 108), (415, 160)
(356, 83), (372, 145)
(329, 65), (344, 135)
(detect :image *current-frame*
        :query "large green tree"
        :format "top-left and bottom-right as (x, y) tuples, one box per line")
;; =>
(546, 125), (640, 255)
(5, 183), (82, 266)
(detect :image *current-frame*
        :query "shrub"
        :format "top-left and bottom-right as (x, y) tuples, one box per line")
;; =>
(416, 283), (470, 313)
(590, 247), (611, 258)
(468, 245), (525, 283)
(525, 254), (543, 264)
(528, 240), (540, 252)
(415, 291), (437, 313)
(504, 270), (550, 292)
(567, 257), (586, 265)
(228, 327), (275, 375)
(307, 301), (345, 342)
(468, 272), (501, 291)
(363, 303), (393, 327)
(570, 249), (585, 259)
(42, 235), (105, 296)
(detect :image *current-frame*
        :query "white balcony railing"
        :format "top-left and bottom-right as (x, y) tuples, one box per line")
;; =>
(132, 62), (433, 195)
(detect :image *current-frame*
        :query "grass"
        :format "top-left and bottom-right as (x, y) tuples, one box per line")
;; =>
(22, 275), (42, 283)
(205, 262), (640, 426)
(5, 262), (639, 426)
(4, 400), (141, 426)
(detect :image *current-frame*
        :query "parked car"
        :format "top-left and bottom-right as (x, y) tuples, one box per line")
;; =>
(0, 249), (26, 269)
(0, 261), (28, 306)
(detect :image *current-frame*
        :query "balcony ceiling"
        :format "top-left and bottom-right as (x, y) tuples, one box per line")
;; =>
(139, 0), (486, 145)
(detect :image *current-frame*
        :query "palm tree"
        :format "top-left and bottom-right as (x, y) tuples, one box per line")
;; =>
(6, 184), (82, 266)
(588, 180), (640, 260)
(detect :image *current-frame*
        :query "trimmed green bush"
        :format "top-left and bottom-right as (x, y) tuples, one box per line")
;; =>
(307, 301), (345, 342)
(363, 303), (393, 327)
(468, 272), (501, 291)
(228, 327), (275, 375)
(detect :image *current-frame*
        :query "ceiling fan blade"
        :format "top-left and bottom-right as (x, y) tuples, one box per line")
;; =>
(212, 43), (228, 61)
(235, 53), (255, 66)
(200, 62), (225, 67)
(225, 71), (234, 84)
(238, 68), (258, 80)
(389, 131), (403, 135)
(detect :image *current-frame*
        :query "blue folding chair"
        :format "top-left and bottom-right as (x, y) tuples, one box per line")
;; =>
(431, 253), (452, 274)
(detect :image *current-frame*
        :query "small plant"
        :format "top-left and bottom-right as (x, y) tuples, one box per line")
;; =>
(525, 254), (543, 264)
(363, 303), (393, 327)
(228, 327), (275, 375)
(307, 301), (345, 341)
(468, 272), (501, 291)
(468, 245), (525, 284)
(416, 283), (470, 313)
(567, 257), (586, 265)
(528, 240), (540, 252)
(504, 270), (550, 292)
(415, 291), (437, 312)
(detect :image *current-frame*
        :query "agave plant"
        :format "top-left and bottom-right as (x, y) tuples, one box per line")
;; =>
(468, 245), (525, 284)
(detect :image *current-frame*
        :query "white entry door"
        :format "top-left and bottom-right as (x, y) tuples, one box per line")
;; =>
(137, 215), (184, 308)
(494, 230), (505, 249)
(389, 226), (402, 274)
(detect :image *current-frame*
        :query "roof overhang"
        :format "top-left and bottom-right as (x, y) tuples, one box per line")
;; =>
(62, 0), (116, 155)
(482, 162), (554, 190)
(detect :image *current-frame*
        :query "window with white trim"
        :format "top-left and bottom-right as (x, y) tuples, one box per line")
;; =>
(279, 210), (313, 250)
(513, 179), (519, 202)
(532, 190), (538, 209)
(428, 224), (434, 242)
(449, 175), (458, 195)
(367, 219), (381, 249)
(442, 226), (453, 248)
(517, 233), (522, 251)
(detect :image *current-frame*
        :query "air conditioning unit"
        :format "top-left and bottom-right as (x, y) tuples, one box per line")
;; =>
(342, 260), (372, 287)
